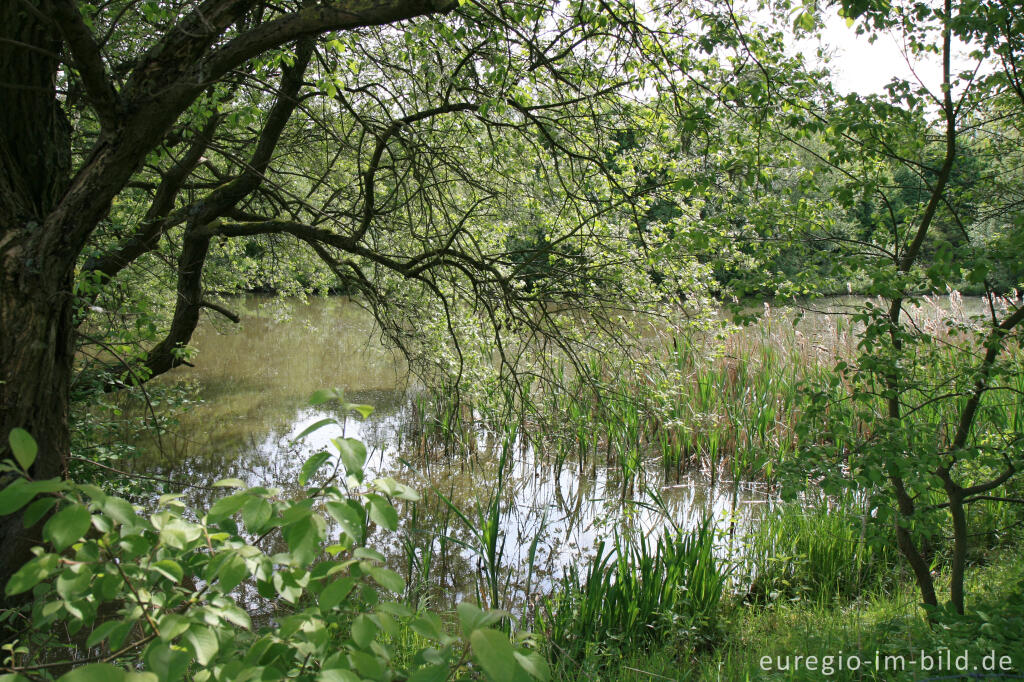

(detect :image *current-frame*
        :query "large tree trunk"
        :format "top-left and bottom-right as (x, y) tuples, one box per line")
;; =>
(0, 265), (76, 597)
(0, 0), (74, 607)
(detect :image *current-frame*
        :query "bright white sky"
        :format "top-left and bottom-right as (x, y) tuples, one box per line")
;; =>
(816, 13), (933, 94)
(796, 7), (985, 98)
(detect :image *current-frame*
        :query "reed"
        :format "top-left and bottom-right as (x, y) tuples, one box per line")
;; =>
(739, 496), (901, 605)
(536, 519), (728, 674)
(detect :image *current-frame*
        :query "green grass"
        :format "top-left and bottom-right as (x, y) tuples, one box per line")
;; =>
(549, 546), (1024, 681)
(738, 497), (902, 606)
(536, 521), (728, 678)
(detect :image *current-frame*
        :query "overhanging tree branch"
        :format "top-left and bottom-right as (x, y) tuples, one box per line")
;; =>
(47, 0), (121, 131)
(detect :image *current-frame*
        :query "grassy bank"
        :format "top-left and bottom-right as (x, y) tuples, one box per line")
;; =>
(546, 542), (1024, 681)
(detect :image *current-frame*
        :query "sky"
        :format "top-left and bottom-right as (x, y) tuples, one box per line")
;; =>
(799, 7), (985, 98)
(816, 13), (933, 94)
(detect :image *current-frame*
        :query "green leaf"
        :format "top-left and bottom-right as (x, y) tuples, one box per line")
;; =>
(408, 665), (449, 682)
(22, 496), (56, 527)
(334, 438), (366, 480)
(212, 478), (246, 488)
(86, 620), (123, 648)
(376, 600), (412, 618)
(216, 553), (249, 592)
(353, 547), (385, 563)
(157, 613), (190, 642)
(350, 614), (378, 648)
(457, 602), (504, 638)
(207, 492), (249, 523)
(282, 514), (323, 565)
(43, 504), (91, 551)
(294, 418), (338, 440)
(367, 566), (404, 594)
(513, 650), (550, 681)
(318, 670), (360, 682)
(144, 640), (190, 681)
(97, 496), (140, 528)
(119, 534), (153, 559)
(108, 618), (137, 649)
(241, 497), (273, 533)
(367, 495), (398, 531)
(158, 493), (185, 507)
(319, 577), (356, 611)
(375, 611), (399, 638)
(8, 428), (37, 472)
(409, 613), (445, 642)
(151, 559), (184, 584)
(309, 389), (340, 405)
(326, 501), (364, 544)
(158, 518), (202, 549)
(793, 11), (816, 31)
(219, 604), (252, 630)
(185, 625), (220, 666)
(56, 566), (93, 600)
(373, 477), (420, 501)
(350, 404), (374, 419)
(57, 664), (126, 682)
(300, 450), (331, 487)
(0, 479), (37, 515)
(350, 651), (384, 679)
(280, 500), (313, 525)
(470, 629), (521, 682)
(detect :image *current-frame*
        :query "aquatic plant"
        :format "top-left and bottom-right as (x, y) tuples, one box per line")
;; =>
(739, 496), (901, 605)
(536, 519), (727, 673)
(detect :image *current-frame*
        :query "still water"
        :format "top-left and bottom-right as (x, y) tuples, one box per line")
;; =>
(136, 296), (772, 609)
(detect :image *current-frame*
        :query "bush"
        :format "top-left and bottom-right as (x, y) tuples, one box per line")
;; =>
(0, 392), (548, 681)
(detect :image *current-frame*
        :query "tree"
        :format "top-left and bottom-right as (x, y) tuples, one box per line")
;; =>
(1, 0), (741, 597)
(769, 0), (1024, 615)
(0, 0), (447, 597)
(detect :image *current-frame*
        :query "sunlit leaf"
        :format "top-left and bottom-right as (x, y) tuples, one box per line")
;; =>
(43, 504), (91, 551)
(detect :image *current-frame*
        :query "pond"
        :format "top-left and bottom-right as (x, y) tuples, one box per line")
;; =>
(133, 292), (998, 611)
(131, 292), (996, 610)
(124, 296), (780, 612)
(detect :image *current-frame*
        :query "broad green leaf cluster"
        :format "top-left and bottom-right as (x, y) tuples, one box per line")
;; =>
(1, 414), (547, 682)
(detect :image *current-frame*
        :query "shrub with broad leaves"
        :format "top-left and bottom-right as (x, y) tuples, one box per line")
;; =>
(1, 393), (547, 682)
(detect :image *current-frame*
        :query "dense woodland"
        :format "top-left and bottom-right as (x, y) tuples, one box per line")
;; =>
(2, 0), (1024, 679)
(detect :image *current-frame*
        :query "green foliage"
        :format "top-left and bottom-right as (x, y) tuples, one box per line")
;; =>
(536, 521), (727, 674)
(7, 429), (37, 473)
(0, 401), (547, 682)
(740, 498), (901, 605)
(919, 574), (1024, 670)
(737, 0), (1024, 616)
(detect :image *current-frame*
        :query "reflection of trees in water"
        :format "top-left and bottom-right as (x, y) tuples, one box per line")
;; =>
(131, 387), (772, 614)
(368, 434), (772, 616)
(132, 389), (412, 508)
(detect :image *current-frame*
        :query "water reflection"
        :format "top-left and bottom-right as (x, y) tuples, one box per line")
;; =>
(136, 296), (774, 612)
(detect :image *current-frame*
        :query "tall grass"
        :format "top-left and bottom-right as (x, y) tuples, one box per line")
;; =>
(411, 295), (1023, 499)
(536, 520), (728, 674)
(739, 496), (902, 605)
(489, 305), (851, 491)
